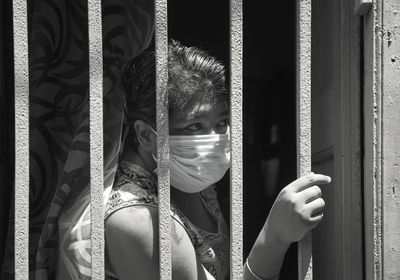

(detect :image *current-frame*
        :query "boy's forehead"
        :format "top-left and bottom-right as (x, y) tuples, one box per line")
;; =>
(171, 100), (229, 121)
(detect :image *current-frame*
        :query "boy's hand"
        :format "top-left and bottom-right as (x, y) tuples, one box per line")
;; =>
(264, 173), (331, 246)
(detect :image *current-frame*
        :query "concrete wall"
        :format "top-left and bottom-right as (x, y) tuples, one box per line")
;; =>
(364, 0), (400, 278)
(381, 0), (400, 278)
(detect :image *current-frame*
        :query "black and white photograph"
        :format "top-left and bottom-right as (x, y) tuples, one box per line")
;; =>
(1, 0), (399, 279)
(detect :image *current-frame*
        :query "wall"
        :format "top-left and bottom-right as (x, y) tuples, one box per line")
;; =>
(364, 0), (400, 278)
(381, 0), (400, 277)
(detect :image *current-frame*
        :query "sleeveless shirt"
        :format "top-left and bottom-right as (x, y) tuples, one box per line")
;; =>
(104, 160), (229, 280)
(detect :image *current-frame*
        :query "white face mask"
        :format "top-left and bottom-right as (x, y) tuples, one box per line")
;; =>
(147, 126), (231, 193)
(169, 133), (231, 193)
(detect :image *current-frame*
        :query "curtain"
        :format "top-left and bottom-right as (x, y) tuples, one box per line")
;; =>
(1, 0), (154, 278)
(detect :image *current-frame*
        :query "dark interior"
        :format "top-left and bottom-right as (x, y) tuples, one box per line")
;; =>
(169, 1), (297, 278)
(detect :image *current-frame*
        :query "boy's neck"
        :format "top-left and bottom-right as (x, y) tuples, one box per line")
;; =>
(121, 145), (154, 173)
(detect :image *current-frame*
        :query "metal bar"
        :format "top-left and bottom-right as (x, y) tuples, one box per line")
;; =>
(13, 0), (29, 278)
(87, 0), (104, 279)
(230, 0), (243, 279)
(154, 0), (171, 279)
(296, 0), (313, 279)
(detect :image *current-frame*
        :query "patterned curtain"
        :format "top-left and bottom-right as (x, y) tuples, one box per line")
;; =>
(1, 0), (154, 278)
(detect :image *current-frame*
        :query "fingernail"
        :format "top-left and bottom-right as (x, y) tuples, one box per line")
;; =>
(327, 176), (332, 183)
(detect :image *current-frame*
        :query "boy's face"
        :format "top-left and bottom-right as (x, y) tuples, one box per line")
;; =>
(169, 98), (229, 136)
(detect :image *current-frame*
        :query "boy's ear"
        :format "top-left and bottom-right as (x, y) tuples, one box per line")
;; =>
(133, 120), (155, 152)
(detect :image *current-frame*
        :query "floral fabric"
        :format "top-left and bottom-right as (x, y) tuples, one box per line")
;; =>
(104, 160), (230, 280)
(1, 0), (154, 279)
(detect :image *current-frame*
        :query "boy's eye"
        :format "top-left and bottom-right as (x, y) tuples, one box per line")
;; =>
(216, 119), (229, 128)
(215, 119), (229, 133)
(185, 123), (203, 132)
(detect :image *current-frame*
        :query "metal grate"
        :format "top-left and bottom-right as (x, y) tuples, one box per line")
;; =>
(229, 0), (243, 279)
(12, 0), (312, 279)
(154, 0), (171, 279)
(296, 0), (313, 279)
(13, 0), (29, 279)
(88, 0), (105, 279)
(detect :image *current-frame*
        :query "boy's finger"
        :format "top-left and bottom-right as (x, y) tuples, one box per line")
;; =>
(310, 213), (324, 226)
(287, 173), (331, 192)
(306, 197), (326, 215)
(299, 185), (322, 203)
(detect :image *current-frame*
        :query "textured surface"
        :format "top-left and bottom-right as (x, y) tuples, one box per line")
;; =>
(364, 1), (383, 279)
(13, 0), (30, 279)
(230, 0), (243, 279)
(296, 0), (313, 279)
(382, 0), (400, 277)
(154, 1), (171, 279)
(362, 0), (400, 277)
(88, 0), (104, 279)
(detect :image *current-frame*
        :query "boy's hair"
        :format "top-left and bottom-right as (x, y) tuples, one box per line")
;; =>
(121, 40), (228, 145)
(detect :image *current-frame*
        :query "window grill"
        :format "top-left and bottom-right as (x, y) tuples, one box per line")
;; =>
(11, 0), (313, 279)
(296, 0), (312, 279)
(13, 0), (29, 279)
(87, 0), (105, 279)
(154, 0), (171, 279)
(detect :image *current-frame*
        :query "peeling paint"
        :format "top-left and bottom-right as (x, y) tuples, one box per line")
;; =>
(390, 55), (400, 69)
(379, 28), (396, 47)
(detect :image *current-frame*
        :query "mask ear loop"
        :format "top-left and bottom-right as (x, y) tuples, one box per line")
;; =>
(147, 124), (157, 136)
(226, 125), (231, 137)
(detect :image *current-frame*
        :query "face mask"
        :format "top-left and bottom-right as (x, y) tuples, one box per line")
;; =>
(147, 125), (231, 193)
(169, 133), (231, 193)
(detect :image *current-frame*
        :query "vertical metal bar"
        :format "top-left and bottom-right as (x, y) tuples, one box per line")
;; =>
(296, 0), (313, 279)
(230, 0), (243, 279)
(88, 0), (104, 279)
(154, 1), (171, 279)
(13, 0), (29, 278)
